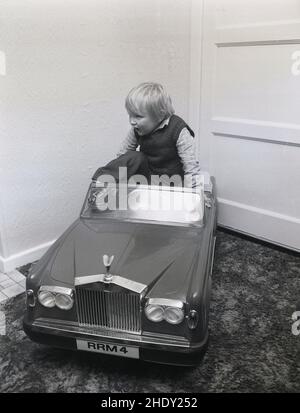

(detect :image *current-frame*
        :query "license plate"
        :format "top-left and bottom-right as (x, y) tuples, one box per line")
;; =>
(76, 339), (139, 359)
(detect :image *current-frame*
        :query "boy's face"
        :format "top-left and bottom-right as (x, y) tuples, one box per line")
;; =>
(128, 111), (160, 136)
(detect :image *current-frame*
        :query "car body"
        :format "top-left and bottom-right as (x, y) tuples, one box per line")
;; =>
(23, 176), (217, 366)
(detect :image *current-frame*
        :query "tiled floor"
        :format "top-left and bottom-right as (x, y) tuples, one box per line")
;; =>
(0, 270), (26, 303)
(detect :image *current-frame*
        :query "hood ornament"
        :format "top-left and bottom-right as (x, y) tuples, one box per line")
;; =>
(103, 254), (114, 283)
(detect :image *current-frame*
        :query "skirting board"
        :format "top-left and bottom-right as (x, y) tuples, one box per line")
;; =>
(0, 240), (56, 273)
(218, 198), (300, 253)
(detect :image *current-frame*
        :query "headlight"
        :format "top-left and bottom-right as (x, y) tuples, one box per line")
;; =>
(145, 299), (185, 325)
(145, 304), (164, 322)
(38, 286), (74, 310)
(55, 293), (74, 310)
(164, 307), (184, 325)
(38, 290), (56, 308)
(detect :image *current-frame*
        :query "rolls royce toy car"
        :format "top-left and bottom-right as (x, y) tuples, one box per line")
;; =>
(23, 176), (217, 366)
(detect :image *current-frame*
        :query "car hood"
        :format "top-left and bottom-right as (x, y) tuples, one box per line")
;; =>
(50, 219), (203, 300)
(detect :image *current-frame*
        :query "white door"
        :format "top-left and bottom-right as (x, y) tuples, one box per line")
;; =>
(193, 0), (300, 252)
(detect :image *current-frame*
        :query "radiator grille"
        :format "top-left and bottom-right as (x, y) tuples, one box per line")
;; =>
(75, 286), (141, 333)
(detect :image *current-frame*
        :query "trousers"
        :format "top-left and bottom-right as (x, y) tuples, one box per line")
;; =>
(92, 150), (150, 183)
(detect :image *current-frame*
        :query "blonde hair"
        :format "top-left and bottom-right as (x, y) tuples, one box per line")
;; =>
(125, 82), (175, 122)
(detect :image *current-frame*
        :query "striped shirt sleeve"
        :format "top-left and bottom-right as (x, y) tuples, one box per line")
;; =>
(176, 127), (202, 188)
(117, 127), (139, 157)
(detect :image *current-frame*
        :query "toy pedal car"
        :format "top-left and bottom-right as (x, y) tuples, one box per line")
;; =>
(23, 175), (217, 366)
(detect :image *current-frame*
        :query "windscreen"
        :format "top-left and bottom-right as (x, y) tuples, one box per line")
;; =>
(81, 184), (204, 227)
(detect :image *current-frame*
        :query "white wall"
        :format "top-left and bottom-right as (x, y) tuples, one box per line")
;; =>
(0, 0), (193, 271)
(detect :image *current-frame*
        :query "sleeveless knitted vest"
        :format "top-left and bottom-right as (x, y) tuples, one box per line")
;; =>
(135, 114), (194, 177)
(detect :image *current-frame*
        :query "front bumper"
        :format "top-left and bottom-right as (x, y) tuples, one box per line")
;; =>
(23, 315), (208, 366)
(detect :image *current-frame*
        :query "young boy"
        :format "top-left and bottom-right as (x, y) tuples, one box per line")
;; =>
(92, 82), (201, 188)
